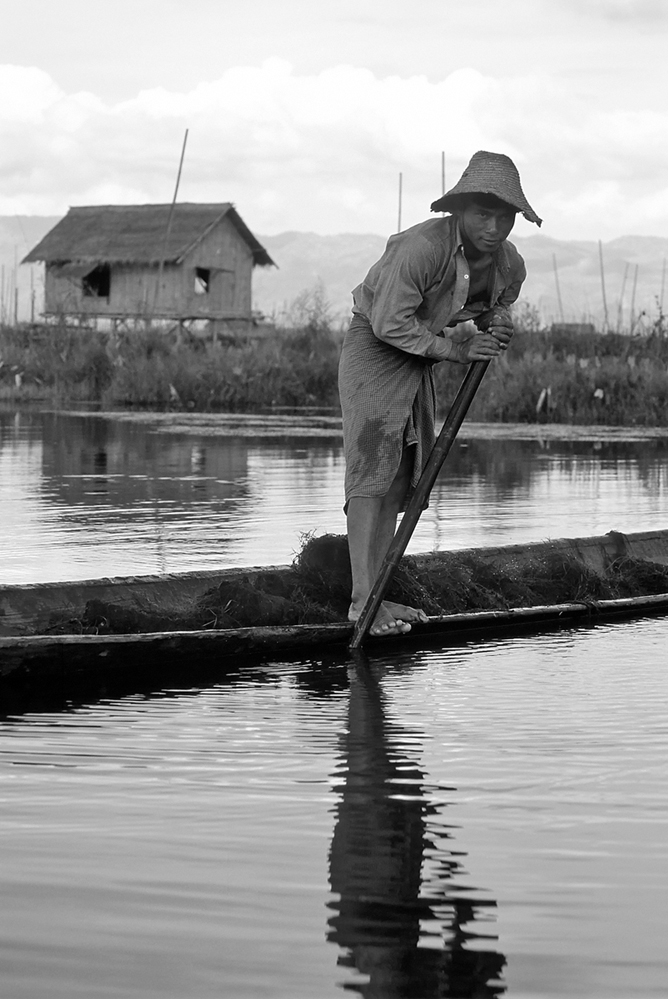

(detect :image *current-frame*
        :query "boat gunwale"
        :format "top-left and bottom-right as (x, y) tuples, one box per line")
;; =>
(2, 590), (668, 662)
(2, 528), (668, 689)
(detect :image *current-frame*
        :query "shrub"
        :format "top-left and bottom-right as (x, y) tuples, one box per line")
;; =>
(3, 304), (668, 426)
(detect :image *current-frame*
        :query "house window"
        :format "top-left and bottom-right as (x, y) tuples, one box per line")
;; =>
(194, 267), (210, 295)
(83, 264), (111, 298)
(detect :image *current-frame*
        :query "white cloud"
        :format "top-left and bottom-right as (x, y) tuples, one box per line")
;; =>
(1, 60), (667, 241)
(574, 0), (667, 22)
(0, 65), (62, 122)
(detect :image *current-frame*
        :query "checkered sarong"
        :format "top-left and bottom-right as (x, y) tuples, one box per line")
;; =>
(338, 313), (436, 509)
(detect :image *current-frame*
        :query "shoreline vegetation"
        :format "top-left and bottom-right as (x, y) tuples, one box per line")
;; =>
(1, 298), (668, 425)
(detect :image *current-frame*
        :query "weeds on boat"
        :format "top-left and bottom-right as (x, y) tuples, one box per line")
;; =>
(605, 555), (668, 597)
(291, 534), (668, 620)
(41, 535), (668, 635)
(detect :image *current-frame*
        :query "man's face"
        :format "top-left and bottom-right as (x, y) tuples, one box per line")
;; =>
(459, 200), (516, 254)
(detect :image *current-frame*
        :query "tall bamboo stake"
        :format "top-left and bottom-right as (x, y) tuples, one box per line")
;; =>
(153, 128), (189, 319)
(397, 172), (403, 232)
(552, 254), (565, 324)
(660, 258), (666, 316)
(439, 151), (447, 216)
(598, 240), (609, 332)
(13, 247), (18, 326)
(617, 262), (629, 333)
(630, 264), (639, 331)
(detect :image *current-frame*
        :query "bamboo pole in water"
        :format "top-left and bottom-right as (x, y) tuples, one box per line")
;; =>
(552, 254), (565, 324)
(397, 172), (403, 233)
(630, 264), (639, 332)
(13, 247), (18, 326)
(617, 262), (629, 333)
(598, 241), (609, 332)
(152, 128), (189, 320)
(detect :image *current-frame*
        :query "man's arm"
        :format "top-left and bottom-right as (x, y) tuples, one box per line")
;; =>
(363, 235), (456, 360)
(363, 234), (501, 363)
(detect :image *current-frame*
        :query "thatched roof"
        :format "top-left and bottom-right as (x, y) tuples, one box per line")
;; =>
(23, 203), (275, 267)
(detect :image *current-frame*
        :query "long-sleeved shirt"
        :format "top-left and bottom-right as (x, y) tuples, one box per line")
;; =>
(351, 214), (526, 362)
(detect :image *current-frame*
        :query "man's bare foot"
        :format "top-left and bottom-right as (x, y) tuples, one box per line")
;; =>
(348, 601), (412, 637)
(384, 601), (429, 624)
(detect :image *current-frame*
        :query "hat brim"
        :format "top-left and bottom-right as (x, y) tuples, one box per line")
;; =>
(431, 191), (542, 227)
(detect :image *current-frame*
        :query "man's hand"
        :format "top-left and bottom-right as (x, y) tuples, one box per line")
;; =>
(487, 316), (513, 350)
(446, 307), (515, 363)
(477, 307), (514, 350)
(459, 332), (506, 361)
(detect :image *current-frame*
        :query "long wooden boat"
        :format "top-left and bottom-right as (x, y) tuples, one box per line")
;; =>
(2, 528), (668, 693)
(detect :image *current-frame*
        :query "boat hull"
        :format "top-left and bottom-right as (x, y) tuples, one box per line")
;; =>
(1, 529), (668, 693)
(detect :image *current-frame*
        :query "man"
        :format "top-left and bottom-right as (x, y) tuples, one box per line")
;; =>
(339, 150), (542, 636)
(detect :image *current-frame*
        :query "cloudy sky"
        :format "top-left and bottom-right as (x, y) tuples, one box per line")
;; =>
(1, 0), (667, 241)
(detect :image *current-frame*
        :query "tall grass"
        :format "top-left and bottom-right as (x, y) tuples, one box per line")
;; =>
(0, 319), (343, 410)
(0, 323), (115, 402)
(2, 308), (668, 425)
(433, 321), (668, 425)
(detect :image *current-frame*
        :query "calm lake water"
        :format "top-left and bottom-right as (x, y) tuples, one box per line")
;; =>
(1, 407), (668, 582)
(1, 406), (668, 998)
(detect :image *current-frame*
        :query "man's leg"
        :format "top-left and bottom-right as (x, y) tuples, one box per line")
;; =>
(346, 448), (427, 635)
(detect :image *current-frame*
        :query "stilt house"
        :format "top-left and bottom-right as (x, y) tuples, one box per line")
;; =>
(23, 203), (275, 330)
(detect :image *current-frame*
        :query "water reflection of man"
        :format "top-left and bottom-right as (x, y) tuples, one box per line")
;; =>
(327, 665), (506, 998)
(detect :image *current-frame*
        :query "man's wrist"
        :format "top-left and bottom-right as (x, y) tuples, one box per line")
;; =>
(436, 339), (468, 363)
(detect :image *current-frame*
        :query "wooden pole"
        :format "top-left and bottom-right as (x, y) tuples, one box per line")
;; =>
(349, 360), (490, 649)
(13, 247), (18, 326)
(630, 264), (639, 332)
(153, 128), (189, 319)
(598, 240), (609, 332)
(397, 172), (403, 233)
(552, 254), (565, 324)
(616, 262), (629, 333)
(660, 258), (666, 317)
(440, 151), (447, 216)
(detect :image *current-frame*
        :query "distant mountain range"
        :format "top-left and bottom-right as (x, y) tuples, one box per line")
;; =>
(254, 230), (668, 330)
(2, 215), (668, 329)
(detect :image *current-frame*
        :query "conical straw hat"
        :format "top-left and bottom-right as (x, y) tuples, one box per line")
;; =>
(431, 150), (542, 226)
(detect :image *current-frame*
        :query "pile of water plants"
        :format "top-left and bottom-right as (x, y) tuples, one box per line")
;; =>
(50, 533), (668, 636)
